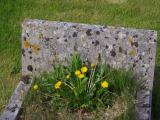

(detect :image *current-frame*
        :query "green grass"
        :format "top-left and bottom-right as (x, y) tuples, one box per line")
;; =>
(0, 0), (160, 119)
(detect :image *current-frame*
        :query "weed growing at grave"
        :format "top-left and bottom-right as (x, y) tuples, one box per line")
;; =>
(22, 53), (138, 119)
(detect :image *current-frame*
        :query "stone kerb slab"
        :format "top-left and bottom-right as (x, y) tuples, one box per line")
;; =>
(2, 19), (157, 120)
(22, 19), (157, 120)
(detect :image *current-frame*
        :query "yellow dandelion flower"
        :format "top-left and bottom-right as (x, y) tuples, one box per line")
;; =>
(33, 84), (38, 90)
(101, 81), (109, 88)
(75, 70), (81, 76)
(81, 66), (88, 73)
(24, 40), (30, 49)
(54, 81), (62, 89)
(32, 44), (40, 54)
(66, 74), (70, 79)
(78, 74), (85, 79)
(91, 63), (96, 68)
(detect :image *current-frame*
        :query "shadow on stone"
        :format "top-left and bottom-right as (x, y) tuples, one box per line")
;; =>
(152, 65), (160, 120)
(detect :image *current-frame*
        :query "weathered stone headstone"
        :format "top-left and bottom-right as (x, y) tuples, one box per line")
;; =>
(1, 19), (157, 120)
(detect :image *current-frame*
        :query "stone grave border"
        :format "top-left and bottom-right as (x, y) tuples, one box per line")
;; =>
(0, 19), (157, 120)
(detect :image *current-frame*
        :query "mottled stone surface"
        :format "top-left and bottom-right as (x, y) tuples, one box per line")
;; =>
(2, 19), (157, 120)
(21, 19), (157, 120)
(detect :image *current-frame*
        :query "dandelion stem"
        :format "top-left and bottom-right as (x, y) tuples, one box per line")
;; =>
(63, 82), (74, 90)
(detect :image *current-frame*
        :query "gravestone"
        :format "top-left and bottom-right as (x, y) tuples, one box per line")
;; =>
(1, 19), (157, 120)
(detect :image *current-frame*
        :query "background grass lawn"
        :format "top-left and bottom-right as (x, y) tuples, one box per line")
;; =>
(0, 0), (160, 119)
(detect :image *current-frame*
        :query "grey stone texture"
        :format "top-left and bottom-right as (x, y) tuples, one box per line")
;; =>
(0, 19), (157, 120)
(21, 19), (157, 120)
